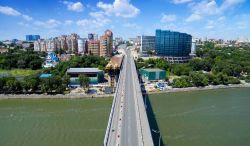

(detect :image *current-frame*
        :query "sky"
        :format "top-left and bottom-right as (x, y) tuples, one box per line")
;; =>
(0, 0), (250, 40)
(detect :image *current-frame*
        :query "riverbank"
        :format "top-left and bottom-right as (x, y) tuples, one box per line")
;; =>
(147, 83), (250, 95)
(0, 93), (113, 99)
(1, 83), (250, 99)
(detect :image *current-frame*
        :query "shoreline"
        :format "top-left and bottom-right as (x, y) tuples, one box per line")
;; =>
(1, 83), (250, 99)
(147, 83), (250, 95)
(0, 93), (114, 99)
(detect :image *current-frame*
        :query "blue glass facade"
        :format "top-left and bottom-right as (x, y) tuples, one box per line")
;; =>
(26, 35), (40, 42)
(155, 30), (192, 57)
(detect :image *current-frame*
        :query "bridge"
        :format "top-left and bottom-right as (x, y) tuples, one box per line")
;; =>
(103, 48), (154, 146)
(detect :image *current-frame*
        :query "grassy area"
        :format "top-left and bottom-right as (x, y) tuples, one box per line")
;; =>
(0, 69), (41, 77)
(0, 97), (112, 146)
(148, 88), (250, 146)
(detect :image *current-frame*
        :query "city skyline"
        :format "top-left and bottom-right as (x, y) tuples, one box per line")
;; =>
(0, 0), (250, 40)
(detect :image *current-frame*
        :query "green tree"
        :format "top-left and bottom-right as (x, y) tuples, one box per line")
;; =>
(79, 75), (90, 90)
(190, 72), (209, 87)
(171, 64), (192, 76)
(22, 76), (40, 93)
(189, 58), (204, 71)
(6, 78), (22, 93)
(172, 76), (192, 88)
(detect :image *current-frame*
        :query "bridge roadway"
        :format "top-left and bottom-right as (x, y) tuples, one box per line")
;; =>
(103, 49), (154, 146)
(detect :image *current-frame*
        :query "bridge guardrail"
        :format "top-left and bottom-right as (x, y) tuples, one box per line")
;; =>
(103, 55), (124, 146)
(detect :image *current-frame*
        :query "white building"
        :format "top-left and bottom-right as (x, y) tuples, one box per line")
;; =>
(34, 40), (41, 51)
(77, 38), (87, 54)
(46, 39), (56, 52)
(191, 38), (196, 54)
(40, 40), (47, 52)
(66, 33), (79, 53)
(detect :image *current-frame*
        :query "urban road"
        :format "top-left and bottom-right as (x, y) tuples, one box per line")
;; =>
(103, 48), (154, 146)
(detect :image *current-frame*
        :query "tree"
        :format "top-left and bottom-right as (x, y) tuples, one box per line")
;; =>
(0, 78), (6, 91)
(190, 72), (209, 87)
(17, 60), (26, 68)
(189, 58), (204, 71)
(245, 76), (250, 83)
(29, 60), (42, 70)
(6, 78), (22, 93)
(172, 76), (192, 88)
(171, 64), (192, 76)
(79, 75), (90, 90)
(63, 75), (70, 85)
(22, 76), (40, 93)
(195, 48), (205, 57)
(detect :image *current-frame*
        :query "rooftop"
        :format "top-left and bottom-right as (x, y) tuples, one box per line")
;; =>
(141, 68), (165, 72)
(67, 68), (102, 73)
(40, 73), (52, 78)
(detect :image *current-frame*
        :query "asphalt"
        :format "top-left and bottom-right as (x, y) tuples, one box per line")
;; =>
(106, 48), (153, 146)
(120, 50), (139, 146)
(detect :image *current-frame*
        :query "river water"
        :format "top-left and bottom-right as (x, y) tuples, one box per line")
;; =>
(149, 88), (250, 146)
(0, 98), (112, 146)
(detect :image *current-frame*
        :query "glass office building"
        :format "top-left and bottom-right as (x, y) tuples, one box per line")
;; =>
(155, 30), (192, 57)
(140, 35), (155, 55)
(26, 35), (40, 42)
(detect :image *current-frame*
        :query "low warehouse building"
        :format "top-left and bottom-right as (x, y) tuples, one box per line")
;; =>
(140, 68), (166, 81)
(67, 68), (104, 87)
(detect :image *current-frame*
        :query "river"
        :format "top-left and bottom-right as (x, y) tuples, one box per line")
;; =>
(0, 98), (112, 146)
(149, 88), (250, 146)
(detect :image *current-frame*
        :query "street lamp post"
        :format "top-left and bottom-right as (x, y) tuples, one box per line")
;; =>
(152, 129), (161, 146)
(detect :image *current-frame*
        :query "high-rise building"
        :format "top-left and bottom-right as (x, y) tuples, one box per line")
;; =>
(78, 38), (87, 54)
(88, 33), (98, 40)
(155, 29), (192, 63)
(34, 40), (41, 52)
(88, 33), (94, 40)
(40, 40), (47, 52)
(57, 35), (67, 50)
(26, 35), (40, 42)
(140, 35), (155, 55)
(66, 33), (79, 53)
(88, 40), (100, 56)
(100, 30), (113, 57)
(46, 39), (56, 52)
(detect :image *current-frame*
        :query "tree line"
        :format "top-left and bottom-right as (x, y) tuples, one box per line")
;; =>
(136, 43), (250, 88)
(0, 51), (108, 94)
(0, 49), (43, 70)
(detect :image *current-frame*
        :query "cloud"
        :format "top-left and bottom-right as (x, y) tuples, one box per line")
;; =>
(18, 22), (30, 27)
(97, 0), (140, 18)
(0, 6), (21, 16)
(0, 5), (33, 22)
(76, 18), (110, 28)
(186, 0), (245, 22)
(89, 11), (111, 25)
(63, 1), (84, 12)
(172, 0), (192, 4)
(186, 13), (202, 22)
(22, 14), (33, 21)
(235, 14), (250, 29)
(89, 11), (105, 20)
(64, 20), (73, 25)
(220, 0), (245, 12)
(76, 19), (103, 28)
(161, 14), (177, 23)
(76, 12), (110, 28)
(123, 23), (141, 29)
(34, 19), (61, 28)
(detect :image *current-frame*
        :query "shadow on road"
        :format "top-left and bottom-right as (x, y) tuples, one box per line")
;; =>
(138, 74), (165, 146)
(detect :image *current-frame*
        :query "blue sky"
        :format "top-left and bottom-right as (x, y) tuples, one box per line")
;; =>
(0, 0), (250, 40)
